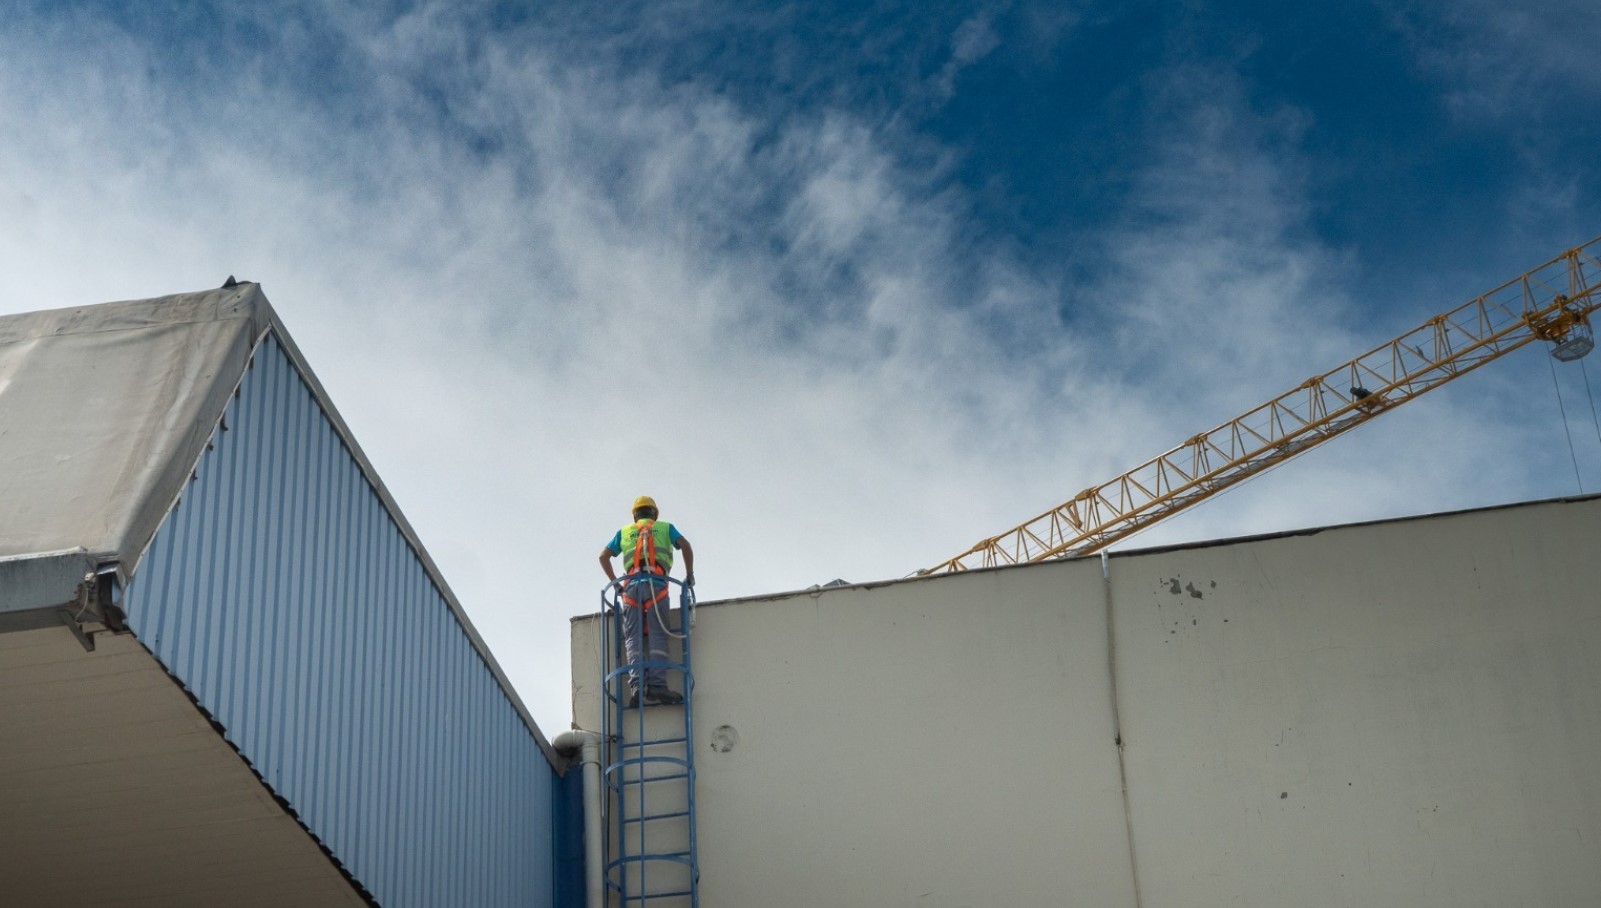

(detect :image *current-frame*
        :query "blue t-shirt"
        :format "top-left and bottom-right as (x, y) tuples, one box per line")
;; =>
(606, 522), (684, 555)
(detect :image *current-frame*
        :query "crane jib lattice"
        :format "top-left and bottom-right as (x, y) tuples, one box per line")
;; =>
(922, 237), (1601, 575)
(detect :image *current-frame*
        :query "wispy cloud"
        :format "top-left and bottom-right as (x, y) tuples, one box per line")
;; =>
(1382, 0), (1601, 247)
(1386, 0), (1601, 121)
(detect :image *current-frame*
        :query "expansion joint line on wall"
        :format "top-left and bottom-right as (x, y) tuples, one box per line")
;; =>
(1102, 551), (1144, 908)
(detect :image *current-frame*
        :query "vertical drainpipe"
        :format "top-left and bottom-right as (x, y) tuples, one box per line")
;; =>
(553, 730), (604, 908)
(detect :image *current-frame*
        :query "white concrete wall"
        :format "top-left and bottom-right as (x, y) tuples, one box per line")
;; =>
(1110, 496), (1601, 907)
(571, 495), (1601, 907)
(573, 564), (1138, 908)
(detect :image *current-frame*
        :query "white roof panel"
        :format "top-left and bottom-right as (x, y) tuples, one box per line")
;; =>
(0, 285), (269, 567)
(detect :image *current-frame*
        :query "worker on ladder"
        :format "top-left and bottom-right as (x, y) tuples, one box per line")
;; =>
(599, 495), (696, 707)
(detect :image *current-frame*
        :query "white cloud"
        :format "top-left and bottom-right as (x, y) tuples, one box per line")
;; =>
(931, 9), (1003, 101)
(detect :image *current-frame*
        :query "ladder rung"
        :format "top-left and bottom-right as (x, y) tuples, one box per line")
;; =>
(622, 810), (691, 824)
(609, 851), (694, 865)
(614, 853), (694, 864)
(605, 778), (693, 795)
(619, 736), (689, 749)
(622, 889), (694, 902)
(618, 772), (690, 785)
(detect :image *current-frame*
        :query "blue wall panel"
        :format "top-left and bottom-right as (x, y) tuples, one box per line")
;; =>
(124, 332), (561, 907)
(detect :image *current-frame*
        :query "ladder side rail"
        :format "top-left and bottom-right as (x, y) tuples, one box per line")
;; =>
(679, 584), (700, 908)
(600, 584), (629, 907)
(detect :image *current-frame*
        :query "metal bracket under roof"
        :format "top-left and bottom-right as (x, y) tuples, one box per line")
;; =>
(0, 549), (122, 648)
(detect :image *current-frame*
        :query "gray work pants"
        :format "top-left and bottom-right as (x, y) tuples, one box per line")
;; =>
(620, 579), (673, 691)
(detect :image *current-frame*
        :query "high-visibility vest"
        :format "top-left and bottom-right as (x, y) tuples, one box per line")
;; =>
(619, 519), (675, 574)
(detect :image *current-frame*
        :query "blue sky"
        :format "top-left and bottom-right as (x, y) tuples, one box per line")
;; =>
(4, 0), (1600, 732)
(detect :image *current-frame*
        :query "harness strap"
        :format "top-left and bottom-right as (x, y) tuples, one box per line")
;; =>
(620, 578), (670, 611)
(630, 519), (660, 574)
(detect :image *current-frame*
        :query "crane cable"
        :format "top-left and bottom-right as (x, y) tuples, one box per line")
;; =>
(1549, 352), (1585, 493)
(1582, 357), (1601, 452)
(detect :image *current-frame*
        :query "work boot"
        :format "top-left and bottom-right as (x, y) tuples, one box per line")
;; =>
(645, 685), (684, 706)
(622, 688), (640, 709)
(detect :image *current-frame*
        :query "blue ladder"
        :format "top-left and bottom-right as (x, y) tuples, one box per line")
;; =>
(601, 575), (699, 907)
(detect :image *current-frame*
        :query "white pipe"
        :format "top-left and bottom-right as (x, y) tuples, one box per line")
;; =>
(554, 729), (604, 908)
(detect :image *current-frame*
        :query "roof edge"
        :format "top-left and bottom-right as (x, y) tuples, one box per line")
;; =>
(567, 491), (1601, 620)
(0, 284), (271, 346)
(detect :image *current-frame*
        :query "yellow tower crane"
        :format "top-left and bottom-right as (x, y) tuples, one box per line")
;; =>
(921, 236), (1601, 576)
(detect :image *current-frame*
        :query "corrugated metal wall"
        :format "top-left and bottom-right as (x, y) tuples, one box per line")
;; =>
(124, 332), (562, 908)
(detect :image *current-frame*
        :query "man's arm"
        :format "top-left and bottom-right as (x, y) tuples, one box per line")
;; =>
(599, 547), (618, 584)
(677, 537), (695, 586)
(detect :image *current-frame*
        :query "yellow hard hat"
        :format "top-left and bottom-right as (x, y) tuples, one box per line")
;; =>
(632, 495), (657, 511)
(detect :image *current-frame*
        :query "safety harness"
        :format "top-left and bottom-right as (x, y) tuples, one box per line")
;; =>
(620, 519), (671, 610)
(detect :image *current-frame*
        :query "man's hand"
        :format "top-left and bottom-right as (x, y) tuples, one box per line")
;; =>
(684, 572), (696, 588)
